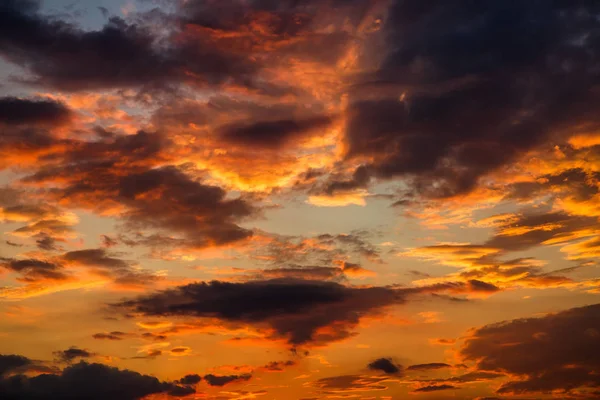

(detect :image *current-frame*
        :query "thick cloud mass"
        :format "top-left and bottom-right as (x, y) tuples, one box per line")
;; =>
(219, 115), (333, 149)
(0, 97), (71, 126)
(0, 359), (191, 400)
(116, 278), (406, 346)
(0, 1), (256, 91)
(333, 1), (600, 198)
(461, 304), (600, 395)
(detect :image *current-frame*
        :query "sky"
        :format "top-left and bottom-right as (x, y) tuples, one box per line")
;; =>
(0, 0), (600, 399)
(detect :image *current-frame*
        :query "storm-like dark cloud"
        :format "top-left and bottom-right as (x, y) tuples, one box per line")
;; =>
(115, 278), (406, 346)
(218, 115), (333, 149)
(0, 0), (259, 91)
(0, 97), (71, 126)
(115, 277), (503, 346)
(461, 303), (600, 395)
(325, 1), (600, 198)
(0, 355), (32, 376)
(0, 358), (193, 400)
(367, 358), (401, 375)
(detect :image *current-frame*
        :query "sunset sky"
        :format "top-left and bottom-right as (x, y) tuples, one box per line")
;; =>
(1, 1), (600, 399)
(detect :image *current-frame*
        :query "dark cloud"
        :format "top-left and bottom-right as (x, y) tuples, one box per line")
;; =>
(97, 7), (109, 19)
(60, 248), (160, 288)
(507, 168), (600, 203)
(35, 235), (58, 251)
(92, 332), (127, 341)
(311, 375), (389, 393)
(63, 249), (130, 270)
(0, 359), (192, 400)
(114, 166), (255, 247)
(0, 355), (54, 377)
(53, 347), (95, 363)
(1, 248), (160, 292)
(141, 332), (167, 342)
(0, 355), (32, 376)
(0, 0), (262, 91)
(407, 363), (450, 371)
(177, 374), (202, 385)
(330, 1), (600, 198)
(0, 258), (70, 283)
(319, 165), (372, 196)
(367, 358), (401, 375)
(0, 97), (71, 126)
(413, 371), (505, 387)
(0, 1), (169, 90)
(485, 211), (599, 252)
(461, 303), (600, 395)
(218, 115), (333, 149)
(116, 277), (502, 346)
(262, 360), (295, 372)
(22, 130), (256, 249)
(203, 373), (251, 387)
(115, 278), (406, 346)
(413, 384), (457, 392)
(466, 280), (500, 293)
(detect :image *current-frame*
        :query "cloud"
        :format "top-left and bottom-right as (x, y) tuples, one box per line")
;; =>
(20, 130), (256, 250)
(0, 0), (258, 91)
(60, 248), (161, 289)
(218, 115), (333, 149)
(460, 303), (600, 395)
(115, 278), (406, 347)
(241, 263), (375, 282)
(115, 276), (505, 347)
(262, 360), (295, 372)
(407, 363), (450, 371)
(306, 1), (600, 200)
(310, 375), (391, 393)
(0, 358), (192, 400)
(413, 384), (457, 393)
(0, 258), (71, 283)
(53, 347), (95, 363)
(0, 248), (163, 298)
(367, 358), (401, 375)
(203, 373), (251, 387)
(177, 374), (202, 385)
(0, 97), (71, 126)
(249, 231), (382, 267)
(0, 355), (33, 376)
(170, 347), (191, 356)
(92, 332), (128, 341)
